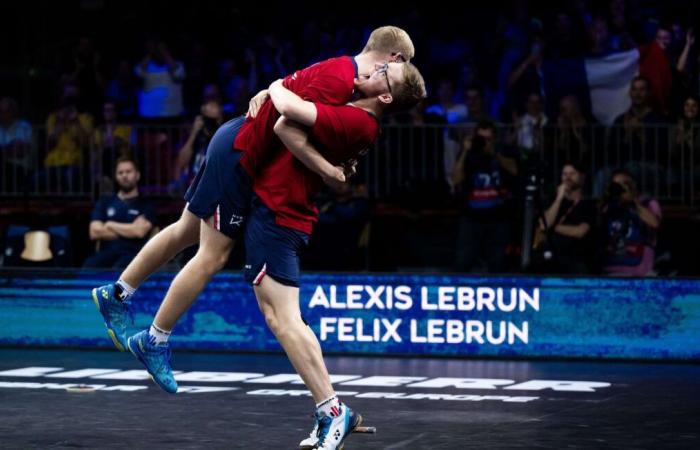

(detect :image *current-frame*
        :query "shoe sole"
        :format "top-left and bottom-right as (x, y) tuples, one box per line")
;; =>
(127, 336), (178, 394)
(92, 288), (125, 352)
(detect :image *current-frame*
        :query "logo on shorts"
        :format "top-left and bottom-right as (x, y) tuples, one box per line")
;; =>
(230, 214), (243, 227)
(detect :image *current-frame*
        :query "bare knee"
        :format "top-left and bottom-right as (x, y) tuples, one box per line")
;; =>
(174, 216), (200, 246)
(192, 248), (228, 276)
(263, 309), (282, 335)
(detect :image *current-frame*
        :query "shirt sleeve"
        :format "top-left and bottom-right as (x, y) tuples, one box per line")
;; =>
(140, 201), (157, 224)
(90, 197), (107, 222)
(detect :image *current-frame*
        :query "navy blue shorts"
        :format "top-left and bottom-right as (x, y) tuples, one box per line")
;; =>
(244, 197), (310, 288)
(184, 116), (251, 239)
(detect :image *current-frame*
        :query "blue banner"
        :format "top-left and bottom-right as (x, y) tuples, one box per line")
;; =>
(0, 270), (698, 360)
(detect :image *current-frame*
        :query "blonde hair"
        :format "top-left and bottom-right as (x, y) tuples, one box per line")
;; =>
(386, 62), (427, 114)
(362, 26), (415, 62)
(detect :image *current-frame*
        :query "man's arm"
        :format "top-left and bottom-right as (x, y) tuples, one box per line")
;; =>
(105, 216), (153, 239)
(636, 201), (661, 229)
(246, 89), (269, 119)
(540, 185), (567, 229)
(268, 79), (346, 185)
(89, 221), (119, 241)
(452, 147), (469, 187)
(273, 117), (345, 187)
(173, 116), (203, 179)
(554, 223), (590, 239)
(268, 79), (317, 126)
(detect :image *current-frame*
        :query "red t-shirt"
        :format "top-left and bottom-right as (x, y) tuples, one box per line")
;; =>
(233, 56), (358, 174)
(255, 103), (379, 234)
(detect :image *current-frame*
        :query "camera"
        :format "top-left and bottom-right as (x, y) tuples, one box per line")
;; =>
(607, 181), (626, 199)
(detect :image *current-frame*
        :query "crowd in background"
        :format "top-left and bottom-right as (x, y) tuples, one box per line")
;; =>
(2, 0), (699, 275)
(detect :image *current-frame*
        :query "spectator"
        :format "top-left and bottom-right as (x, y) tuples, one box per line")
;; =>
(551, 95), (598, 170)
(134, 40), (186, 122)
(0, 97), (33, 193)
(42, 86), (94, 192)
(171, 99), (224, 194)
(536, 163), (596, 273)
(61, 37), (105, 116)
(453, 120), (518, 272)
(639, 25), (674, 114)
(515, 92), (548, 154)
(506, 36), (544, 116)
(597, 76), (667, 197)
(670, 95), (700, 194)
(105, 60), (138, 120)
(586, 17), (612, 56)
(600, 169), (662, 276)
(84, 157), (155, 269)
(464, 85), (492, 124)
(425, 79), (468, 192)
(92, 101), (133, 194)
(607, 0), (636, 52)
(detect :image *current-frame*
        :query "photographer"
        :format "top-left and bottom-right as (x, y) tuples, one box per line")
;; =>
(453, 120), (517, 272)
(601, 169), (662, 276)
(171, 100), (224, 193)
(536, 163), (596, 273)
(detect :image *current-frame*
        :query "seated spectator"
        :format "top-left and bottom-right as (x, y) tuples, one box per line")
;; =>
(453, 120), (518, 273)
(600, 169), (662, 277)
(84, 157), (155, 269)
(135, 39), (186, 122)
(41, 87), (94, 192)
(0, 97), (33, 193)
(171, 99), (224, 194)
(536, 163), (596, 274)
(92, 101), (133, 194)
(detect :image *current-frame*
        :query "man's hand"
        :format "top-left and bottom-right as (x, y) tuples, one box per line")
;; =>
(133, 215), (151, 228)
(192, 115), (204, 133)
(322, 166), (347, 190)
(556, 183), (568, 200)
(343, 159), (358, 179)
(246, 89), (269, 119)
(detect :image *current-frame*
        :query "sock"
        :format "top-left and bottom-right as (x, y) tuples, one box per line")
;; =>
(114, 279), (136, 301)
(149, 324), (171, 345)
(316, 395), (341, 417)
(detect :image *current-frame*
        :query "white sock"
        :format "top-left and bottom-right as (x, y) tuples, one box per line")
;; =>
(316, 395), (341, 417)
(149, 324), (171, 345)
(115, 279), (136, 300)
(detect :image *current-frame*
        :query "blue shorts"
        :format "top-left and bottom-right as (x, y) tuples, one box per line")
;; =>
(184, 116), (252, 239)
(244, 197), (310, 288)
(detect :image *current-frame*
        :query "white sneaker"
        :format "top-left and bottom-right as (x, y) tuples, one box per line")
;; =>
(315, 403), (362, 450)
(298, 417), (319, 449)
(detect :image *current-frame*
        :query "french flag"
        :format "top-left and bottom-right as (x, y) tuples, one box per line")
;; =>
(543, 43), (670, 125)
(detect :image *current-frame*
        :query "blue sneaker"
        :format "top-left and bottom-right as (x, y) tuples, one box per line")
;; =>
(315, 403), (362, 450)
(91, 284), (130, 351)
(127, 330), (178, 394)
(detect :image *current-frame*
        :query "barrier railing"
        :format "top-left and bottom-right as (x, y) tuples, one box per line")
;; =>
(2, 123), (697, 206)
